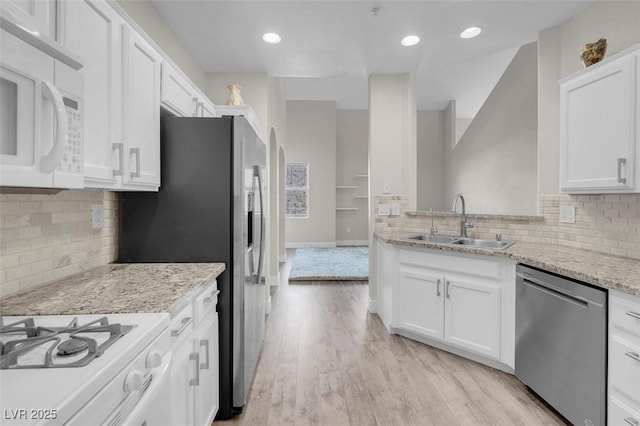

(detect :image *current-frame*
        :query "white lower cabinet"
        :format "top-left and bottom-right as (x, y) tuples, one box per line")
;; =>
(169, 280), (219, 426)
(609, 289), (640, 426)
(378, 240), (515, 370)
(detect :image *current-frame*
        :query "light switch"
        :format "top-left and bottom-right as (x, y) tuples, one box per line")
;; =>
(391, 203), (400, 216)
(378, 204), (390, 215)
(91, 204), (104, 229)
(559, 206), (576, 224)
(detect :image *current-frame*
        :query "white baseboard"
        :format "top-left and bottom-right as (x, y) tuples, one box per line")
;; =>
(267, 273), (279, 287)
(265, 295), (272, 315)
(285, 241), (337, 248)
(368, 298), (377, 313)
(336, 240), (369, 247)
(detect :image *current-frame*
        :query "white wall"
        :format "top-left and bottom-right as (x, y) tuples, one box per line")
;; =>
(444, 42), (538, 215)
(416, 110), (446, 211)
(336, 110), (369, 243)
(285, 101), (337, 245)
(537, 1), (640, 196)
(116, 0), (206, 91)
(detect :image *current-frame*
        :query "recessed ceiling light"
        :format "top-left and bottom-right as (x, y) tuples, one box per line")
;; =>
(401, 35), (420, 47)
(262, 32), (281, 44)
(460, 27), (482, 39)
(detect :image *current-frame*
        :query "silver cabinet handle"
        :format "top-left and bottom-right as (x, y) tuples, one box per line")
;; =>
(436, 279), (441, 297)
(625, 351), (640, 362)
(627, 311), (640, 320)
(170, 317), (193, 336)
(618, 158), (627, 184)
(200, 339), (210, 370)
(130, 147), (140, 178)
(204, 289), (220, 304)
(625, 417), (639, 426)
(189, 352), (200, 386)
(446, 281), (450, 299)
(198, 101), (204, 116)
(112, 143), (123, 176)
(192, 97), (199, 117)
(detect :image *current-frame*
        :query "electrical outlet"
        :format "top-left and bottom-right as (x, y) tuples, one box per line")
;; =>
(91, 204), (104, 229)
(378, 204), (390, 216)
(391, 203), (400, 216)
(559, 206), (576, 224)
(383, 183), (391, 194)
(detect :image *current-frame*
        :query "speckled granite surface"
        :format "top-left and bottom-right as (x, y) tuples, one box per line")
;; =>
(0, 263), (225, 316)
(376, 231), (640, 297)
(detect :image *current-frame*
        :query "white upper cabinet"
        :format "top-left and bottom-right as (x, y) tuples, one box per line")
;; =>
(560, 45), (640, 193)
(161, 61), (198, 117)
(59, 0), (122, 188)
(121, 25), (161, 189)
(200, 98), (216, 117)
(1, 0), (56, 39)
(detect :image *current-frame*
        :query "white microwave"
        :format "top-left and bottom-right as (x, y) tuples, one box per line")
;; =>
(0, 28), (84, 189)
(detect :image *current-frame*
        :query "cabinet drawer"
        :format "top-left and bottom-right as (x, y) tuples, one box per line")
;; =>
(195, 280), (218, 326)
(610, 335), (640, 406)
(611, 291), (640, 337)
(169, 303), (194, 349)
(610, 396), (640, 426)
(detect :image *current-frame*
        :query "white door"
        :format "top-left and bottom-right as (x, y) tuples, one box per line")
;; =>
(397, 267), (444, 340)
(194, 315), (219, 426)
(560, 55), (636, 192)
(122, 25), (161, 189)
(60, 0), (122, 188)
(170, 347), (196, 426)
(1, 0), (55, 39)
(444, 278), (500, 359)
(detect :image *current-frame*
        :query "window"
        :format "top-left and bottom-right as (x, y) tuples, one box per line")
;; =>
(285, 162), (309, 218)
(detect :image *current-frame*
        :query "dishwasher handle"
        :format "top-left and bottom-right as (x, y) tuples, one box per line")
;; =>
(518, 273), (591, 308)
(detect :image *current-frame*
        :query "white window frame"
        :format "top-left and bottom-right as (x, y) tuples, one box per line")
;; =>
(285, 162), (309, 219)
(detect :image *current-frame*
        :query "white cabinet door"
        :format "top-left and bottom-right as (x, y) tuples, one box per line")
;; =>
(170, 346), (196, 426)
(200, 99), (216, 118)
(122, 25), (161, 189)
(1, 0), (55, 39)
(397, 267), (444, 340)
(161, 62), (197, 117)
(560, 54), (637, 192)
(60, 0), (122, 188)
(444, 278), (500, 359)
(194, 314), (219, 426)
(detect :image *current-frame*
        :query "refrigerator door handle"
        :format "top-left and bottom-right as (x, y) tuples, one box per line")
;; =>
(255, 165), (265, 285)
(247, 192), (254, 248)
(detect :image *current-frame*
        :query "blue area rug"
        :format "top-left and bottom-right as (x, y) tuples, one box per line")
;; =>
(289, 247), (369, 281)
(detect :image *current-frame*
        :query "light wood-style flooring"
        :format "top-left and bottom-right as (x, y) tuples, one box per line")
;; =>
(218, 250), (566, 425)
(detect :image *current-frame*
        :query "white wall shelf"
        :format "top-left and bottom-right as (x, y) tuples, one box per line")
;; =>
(336, 185), (357, 189)
(336, 207), (358, 211)
(355, 174), (369, 178)
(355, 195), (369, 199)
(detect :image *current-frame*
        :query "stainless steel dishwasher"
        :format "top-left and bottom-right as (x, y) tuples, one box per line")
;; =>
(515, 264), (607, 426)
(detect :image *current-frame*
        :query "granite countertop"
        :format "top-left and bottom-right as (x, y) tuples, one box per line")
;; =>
(0, 263), (226, 316)
(376, 231), (640, 297)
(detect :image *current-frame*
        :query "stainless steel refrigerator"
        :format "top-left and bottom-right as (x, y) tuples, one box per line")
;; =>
(119, 116), (266, 419)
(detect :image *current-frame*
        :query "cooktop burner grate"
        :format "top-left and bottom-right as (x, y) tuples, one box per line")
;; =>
(0, 317), (134, 369)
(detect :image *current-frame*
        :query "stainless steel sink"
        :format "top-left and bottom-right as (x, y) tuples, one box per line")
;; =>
(451, 238), (515, 249)
(407, 234), (461, 244)
(406, 234), (515, 250)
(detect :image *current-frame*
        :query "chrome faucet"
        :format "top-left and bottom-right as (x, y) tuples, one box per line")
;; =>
(452, 193), (473, 238)
(429, 208), (438, 236)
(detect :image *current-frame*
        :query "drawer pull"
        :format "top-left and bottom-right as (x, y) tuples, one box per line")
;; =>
(171, 317), (193, 337)
(204, 290), (220, 304)
(625, 351), (640, 362)
(627, 311), (640, 320)
(625, 417), (639, 426)
(189, 352), (200, 386)
(200, 339), (210, 370)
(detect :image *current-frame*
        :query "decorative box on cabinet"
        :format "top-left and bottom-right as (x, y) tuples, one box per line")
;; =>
(560, 44), (640, 193)
(609, 289), (640, 426)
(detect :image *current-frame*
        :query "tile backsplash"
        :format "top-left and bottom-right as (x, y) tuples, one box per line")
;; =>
(375, 193), (640, 260)
(0, 190), (118, 298)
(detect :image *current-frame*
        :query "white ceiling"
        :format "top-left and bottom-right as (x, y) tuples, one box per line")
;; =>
(150, 0), (593, 111)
